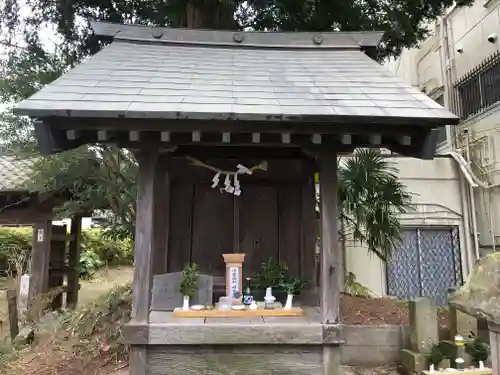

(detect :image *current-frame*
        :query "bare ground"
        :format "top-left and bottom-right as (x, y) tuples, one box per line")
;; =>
(341, 294), (450, 330)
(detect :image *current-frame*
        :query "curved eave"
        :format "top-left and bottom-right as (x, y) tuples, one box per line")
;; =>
(14, 108), (458, 128)
(32, 116), (449, 161)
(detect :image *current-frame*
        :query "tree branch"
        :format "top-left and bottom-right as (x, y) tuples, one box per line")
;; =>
(0, 196), (30, 213)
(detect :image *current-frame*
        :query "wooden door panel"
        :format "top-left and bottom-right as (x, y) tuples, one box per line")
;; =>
(239, 186), (279, 277)
(278, 186), (302, 277)
(191, 185), (234, 276)
(167, 182), (194, 272)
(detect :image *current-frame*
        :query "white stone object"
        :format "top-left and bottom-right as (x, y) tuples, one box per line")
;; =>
(265, 287), (273, 299)
(182, 295), (190, 311)
(18, 274), (30, 316)
(249, 300), (258, 310)
(284, 294), (293, 310)
(264, 287), (276, 304)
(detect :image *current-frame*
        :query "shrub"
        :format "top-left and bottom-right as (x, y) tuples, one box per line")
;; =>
(0, 227), (32, 275)
(80, 229), (133, 266)
(0, 227), (133, 278)
(62, 282), (132, 356)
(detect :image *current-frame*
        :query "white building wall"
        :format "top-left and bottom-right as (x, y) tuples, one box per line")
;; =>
(347, 0), (500, 295)
(448, 1), (500, 79)
(345, 157), (466, 297)
(446, 0), (500, 251)
(390, 1), (500, 87)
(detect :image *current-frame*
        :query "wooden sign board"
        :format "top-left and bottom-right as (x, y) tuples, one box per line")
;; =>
(222, 253), (245, 299)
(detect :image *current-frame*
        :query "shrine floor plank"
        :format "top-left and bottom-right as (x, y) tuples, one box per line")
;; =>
(127, 306), (338, 345)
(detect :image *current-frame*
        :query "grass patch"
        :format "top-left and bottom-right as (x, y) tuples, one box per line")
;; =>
(62, 282), (132, 357)
(0, 339), (17, 372)
(5, 282), (133, 375)
(0, 266), (133, 341)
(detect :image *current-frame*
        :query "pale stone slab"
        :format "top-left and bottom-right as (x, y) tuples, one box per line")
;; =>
(151, 272), (213, 311)
(409, 298), (439, 354)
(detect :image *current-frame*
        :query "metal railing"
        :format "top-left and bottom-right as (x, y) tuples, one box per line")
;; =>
(453, 51), (500, 120)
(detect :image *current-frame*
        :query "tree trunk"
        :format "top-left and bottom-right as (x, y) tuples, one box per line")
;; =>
(182, 0), (238, 29)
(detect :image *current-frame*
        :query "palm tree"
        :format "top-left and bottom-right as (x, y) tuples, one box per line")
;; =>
(338, 149), (414, 261)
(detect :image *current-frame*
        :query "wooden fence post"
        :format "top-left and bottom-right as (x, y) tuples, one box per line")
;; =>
(7, 289), (19, 340)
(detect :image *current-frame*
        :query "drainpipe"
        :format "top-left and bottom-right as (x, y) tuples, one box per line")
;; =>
(464, 131), (481, 261)
(489, 190), (496, 253)
(439, 8), (452, 109)
(459, 172), (473, 276)
(439, 7), (480, 270)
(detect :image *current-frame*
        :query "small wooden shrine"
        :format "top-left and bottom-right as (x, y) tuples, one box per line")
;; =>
(15, 22), (459, 375)
(0, 155), (82, 309)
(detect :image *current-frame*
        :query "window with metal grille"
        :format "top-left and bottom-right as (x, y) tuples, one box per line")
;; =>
(454, 51), (500, 120)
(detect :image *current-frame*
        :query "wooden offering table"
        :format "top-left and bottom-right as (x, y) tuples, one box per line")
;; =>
(173, 305), (304, 318)
(421, 370), (492, 375)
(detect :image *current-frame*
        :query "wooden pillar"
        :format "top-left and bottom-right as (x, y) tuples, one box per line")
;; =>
(7, 289), (19, 340)
(130, 147), (164, 375)
(49, 224), (66, 310)
(67, 215), (82, 309)
(300, 172), (318, 305)
(318, 151), (342, 375)
(152, 172), (170, 276)
(132, 147), (163, 320)
(489, 322), (500, 375)
(318, 151), (340, 323)
(28, 220), (52, 299)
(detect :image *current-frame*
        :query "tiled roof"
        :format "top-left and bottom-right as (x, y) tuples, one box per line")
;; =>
(14, 23), (458, 126)
(0, 155), (34, 192)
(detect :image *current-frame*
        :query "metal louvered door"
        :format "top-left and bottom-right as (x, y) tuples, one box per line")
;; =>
(386, 230), (421, 301)
(387, 227), (461, 306)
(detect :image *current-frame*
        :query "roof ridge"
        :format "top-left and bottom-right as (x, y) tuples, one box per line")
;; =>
(91, 21), (384, 49)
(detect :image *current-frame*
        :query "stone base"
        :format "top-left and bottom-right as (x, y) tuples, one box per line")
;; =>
(400, 349), (428, 373)
(450, 305), (478, 338)
(400, 350), (453, 373)
(138, 344), (341, 375)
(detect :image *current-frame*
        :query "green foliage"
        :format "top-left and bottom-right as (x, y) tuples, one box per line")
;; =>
(339, 149), (415, 261)
(344, 272), (374, 298)
(428, 342), (446, 367)
(0, 227), (133, 278)
(80, 229), (133, 266)
(62, 282), (131, 357)
(180, 263), (199, 298)
(278, 278), (301, 295)
(252, 257), (308, 294)
(0, 227), (31, 272)
(0, 0), (474, 70)
(465, 338), (489, 366)
(0, 110), (36, 152)
(79, 251), (104, 279)
(25, 146), (138, 240)
(64, 282), (131, 337)
(251, 258), (284, 288)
